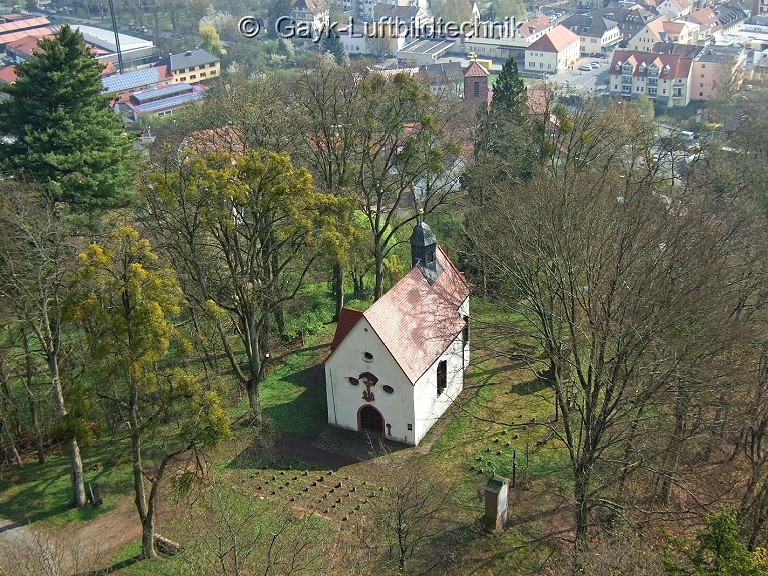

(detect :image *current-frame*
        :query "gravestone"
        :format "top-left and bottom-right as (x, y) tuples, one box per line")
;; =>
(484, 475), (510, 531)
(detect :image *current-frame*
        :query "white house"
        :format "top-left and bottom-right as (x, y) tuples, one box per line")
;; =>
(657, 0), (692, 20)
(324, 218), (471, 446)
(560, 14), (622, 54)
(290, 0), (330, 39)
(464, 14), (552, 60)
(525, 25), (580, 73)
(628, 17), (699, 51)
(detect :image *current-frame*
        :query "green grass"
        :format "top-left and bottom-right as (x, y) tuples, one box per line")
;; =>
(0, 441), (133, 528)
(226, 324), (334, 435)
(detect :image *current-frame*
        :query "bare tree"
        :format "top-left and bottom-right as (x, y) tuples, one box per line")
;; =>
(359, 458), (457, 576)
(178, 482), (324, 576)
(466, 164), (742, 564)
(351, 71), (466, 300)
(0, 183), (87, 507)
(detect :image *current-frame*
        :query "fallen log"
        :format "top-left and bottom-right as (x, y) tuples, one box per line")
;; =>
(155, 534), (181, 556)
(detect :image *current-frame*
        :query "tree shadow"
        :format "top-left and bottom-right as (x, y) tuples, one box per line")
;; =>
(73, 554), (142, 576)
(510, 377), (550, 396)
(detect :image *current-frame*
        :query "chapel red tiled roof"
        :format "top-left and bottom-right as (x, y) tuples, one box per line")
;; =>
(356, 246), (470, 383)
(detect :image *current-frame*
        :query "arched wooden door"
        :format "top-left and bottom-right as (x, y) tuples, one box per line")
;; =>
(358, 405), (384, 436)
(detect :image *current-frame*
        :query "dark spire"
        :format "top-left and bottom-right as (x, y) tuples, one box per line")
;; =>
(409, 210), (443, 284)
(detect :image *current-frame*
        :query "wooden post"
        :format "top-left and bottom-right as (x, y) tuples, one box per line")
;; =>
(511, 449), (516, 487)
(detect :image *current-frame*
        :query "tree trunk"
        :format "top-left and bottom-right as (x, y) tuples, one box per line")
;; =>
(130, 389), (155, 559)
(0, 420), (22, 466)
(0, 366), (22, 443)
(656, 384), (688, 505)
(332, 262), (344, 321)
(374, 242), (384, 301)
(247, 382), (261, 425)
(42, 310), (87, 508)
(21, 328), (45, 464)
(142, 507), (156, 560)
(245, 313), (264, 425)
(572, 462), (591, 574)
(68, 438), (87, 508)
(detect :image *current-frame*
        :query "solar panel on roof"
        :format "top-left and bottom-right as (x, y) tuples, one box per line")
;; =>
(102, 67), (161, 93)
(131, 88), (204, 113)
(133, 83), (193, 102)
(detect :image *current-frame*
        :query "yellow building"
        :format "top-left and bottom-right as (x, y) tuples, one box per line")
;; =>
(161, 49), (221, 84)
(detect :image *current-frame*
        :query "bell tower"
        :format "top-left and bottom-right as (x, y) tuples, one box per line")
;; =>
(409, 210), (443, 284)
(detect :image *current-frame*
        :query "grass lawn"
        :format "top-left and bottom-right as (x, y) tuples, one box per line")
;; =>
(2, 294), (572, 575)
(0, 441), (133, 528)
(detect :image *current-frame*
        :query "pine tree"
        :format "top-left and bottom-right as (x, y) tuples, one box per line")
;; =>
(0, 25), (135, 211)
(491, 56), (527, 120)
(322, 30), (346, 65)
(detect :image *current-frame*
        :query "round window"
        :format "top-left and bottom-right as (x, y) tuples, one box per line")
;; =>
(348, 377), (359, 386)
(383, 385), (394, 394)
(363, 352), (373, 362)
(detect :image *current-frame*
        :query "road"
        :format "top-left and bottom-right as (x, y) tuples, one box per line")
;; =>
(545, 57), (610, 94)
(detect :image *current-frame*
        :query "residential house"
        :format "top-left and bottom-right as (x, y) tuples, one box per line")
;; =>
(185, 125), (247, 155)
(350, 0), (425, 21)
(337, 20), (412, 56)
(717, 3), (749, 33)
(290, 0), (330, 38)
(525, 25), (580, 73)
(158, 49), (220, 84)
(0, 24), (55, 51)
(628, 16), (699, 51)
(599, 5), (659, 42)
(121, 82), (205, 121)
(685, 7), (720, 38)
(464, 14), (551, 60)
(560, 14), (622, 54)
(419, 61), (465, 98)
(608, 49), (694, 106)
(372, 4), (427, 29)
(0, 65), (16, 84)
(325, 218), (470, 446)
(691, 44), (745, 99)
(5, 32), (54, 62)
(657, 0), (692, 19)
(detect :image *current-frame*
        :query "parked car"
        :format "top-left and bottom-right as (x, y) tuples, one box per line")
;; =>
(590, 61), (600, 68)
(578, 64), (591, 71)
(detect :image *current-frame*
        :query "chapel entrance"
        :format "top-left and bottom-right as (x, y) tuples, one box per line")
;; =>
(359, 405), (384, 435)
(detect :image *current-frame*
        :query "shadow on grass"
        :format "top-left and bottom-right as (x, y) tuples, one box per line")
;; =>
(510, 377), (550, 396)
(73, 554), (143, 576)
(228, 425), (411, 473)
(262, 363), (326, 435)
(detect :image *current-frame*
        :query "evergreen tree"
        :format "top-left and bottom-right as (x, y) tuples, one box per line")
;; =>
(322, 30), (346, 65)
(491, 56), (527, 120)
(0, 26), (135, 212)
